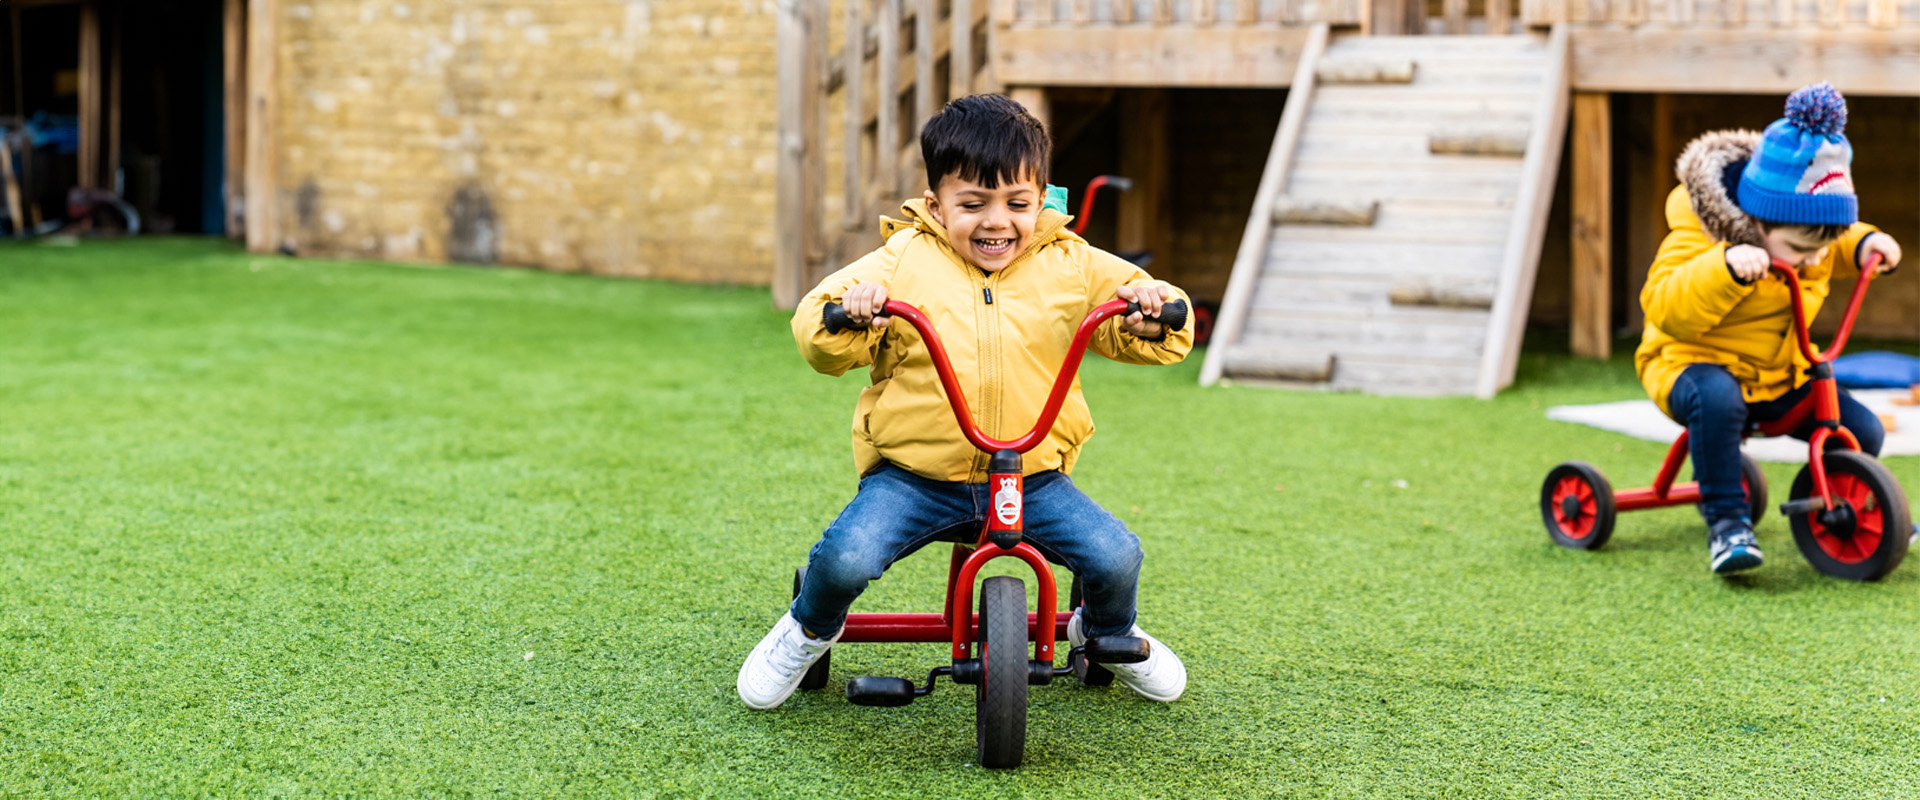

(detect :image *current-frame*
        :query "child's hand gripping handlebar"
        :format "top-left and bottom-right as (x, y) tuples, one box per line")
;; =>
(820, 297), (1188, 455)
(1768, 252), (1883, 365)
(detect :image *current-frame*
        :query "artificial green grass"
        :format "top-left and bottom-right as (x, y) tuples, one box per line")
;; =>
(2, 238), (1917, 798)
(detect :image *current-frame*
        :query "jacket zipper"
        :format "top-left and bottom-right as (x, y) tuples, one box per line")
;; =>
(974, 269), (1001, 482)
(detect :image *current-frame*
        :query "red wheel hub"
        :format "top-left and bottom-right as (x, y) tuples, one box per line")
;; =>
(1551, 476), (1597, 539)
(1810, 473), (1883, 564)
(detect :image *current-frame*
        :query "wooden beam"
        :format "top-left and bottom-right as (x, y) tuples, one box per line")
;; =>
(224, 0), (246, 237)
(1196, 0), (1217, 24)
(995, 25), (1315, 87)
(1868, 0), (1896, 27)
(1444, 0), (1468, 33)
(1476, 25), (1571, 398)
(77, 0), (99, 189)
(245, 0), (279, 253)
(1570, 91), (1611, 360)
(1118, 88), (1169, 261)
(1489, 0), (1512, 34)
(1200, 22), (1329, 387)
(846, 0), (866, 229)
(807, 0), (829, 284)
(1570, 29), (1920, 96)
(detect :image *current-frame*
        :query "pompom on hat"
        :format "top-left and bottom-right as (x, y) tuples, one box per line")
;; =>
(1736, 82), (1857, 226)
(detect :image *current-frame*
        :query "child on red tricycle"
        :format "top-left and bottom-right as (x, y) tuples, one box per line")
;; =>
(1544, 83), (1910, 578)
(737, 95), (1193, 760)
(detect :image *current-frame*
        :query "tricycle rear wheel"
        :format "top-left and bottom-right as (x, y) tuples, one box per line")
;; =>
(792, 567), (831, 690)
(1541, 461), (1616, 549)
(976, 575), (1028, 769)
(1788, 451), (1911, 581)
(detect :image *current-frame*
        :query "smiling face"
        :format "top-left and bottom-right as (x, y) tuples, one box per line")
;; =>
(1760, 225), (1836, 269)
(924, 170), (1042, 273)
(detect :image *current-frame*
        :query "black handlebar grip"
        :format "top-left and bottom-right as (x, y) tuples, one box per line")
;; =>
(1124, 298), (1188, 333)
(822, 301), (856, 334)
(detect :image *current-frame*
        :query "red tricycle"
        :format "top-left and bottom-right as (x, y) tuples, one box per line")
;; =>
(1540, 254), (1912, 580)
(795, 293), (1187, 769)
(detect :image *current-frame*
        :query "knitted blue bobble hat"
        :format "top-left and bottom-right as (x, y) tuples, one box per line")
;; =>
(1736, 82), (1857, 226)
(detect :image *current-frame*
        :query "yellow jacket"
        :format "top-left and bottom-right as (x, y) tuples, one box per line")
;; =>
(791, 199), (1193, 482)
(1636, 184), (1877, 416)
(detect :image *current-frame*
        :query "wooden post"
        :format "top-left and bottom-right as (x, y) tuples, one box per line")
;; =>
(1817, 0), (1843, 26)
(1571, 91), (1611, 360)
(877, 0), (899, 200)
(951, 0), (973, 98)
(1772, 0), (1793, 24)
(1114, 0), (1135, 23)
(1036, 0), (1055, 22)
(915, 0), (935, 133)
(1118, 89), (1169, 263)
(1073, 0), (1093, 24)
(78, 0), (100, 190)
(1196, 0), (1217, 24)
(1488, 0), (1512, 33)
(846, 0), (866, 229)
(1723, 0), (1744, 25)
(0, 136), (23, 236)
(107, 7), (121, 191)
(776, 0), (818, 307)
(1152, 0), (1172, 24)
(224, 0), (247, 237)
(1237, 0), (1260, 23)
(245, 0), (279, 253)
(1008, 86), (1050, 130)
(1868, 0), (1896, 27)
(1444, 0), (1468, 32)
(808, 0), (828, 281)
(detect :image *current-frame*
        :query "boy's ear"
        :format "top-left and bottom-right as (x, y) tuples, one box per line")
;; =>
(923, 189), (943, 227)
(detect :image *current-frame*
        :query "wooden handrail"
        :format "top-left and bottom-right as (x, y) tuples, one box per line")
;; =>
(1475, 24), (1569, 398)
(1198, 21), (1329, 387)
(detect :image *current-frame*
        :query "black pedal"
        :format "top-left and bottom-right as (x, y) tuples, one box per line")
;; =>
(845, 676), (917, 707)
(1083, 635), (1150, 665)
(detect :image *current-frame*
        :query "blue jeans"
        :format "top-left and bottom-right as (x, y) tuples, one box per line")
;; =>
(790, 463), (1145, 639)
(1668, 363), (1885, 524)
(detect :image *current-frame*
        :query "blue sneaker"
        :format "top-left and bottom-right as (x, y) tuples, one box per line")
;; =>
(1708, 517), (1763, 574)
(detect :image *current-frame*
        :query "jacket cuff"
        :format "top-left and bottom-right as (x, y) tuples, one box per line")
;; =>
(1855, 232), (1895, 276)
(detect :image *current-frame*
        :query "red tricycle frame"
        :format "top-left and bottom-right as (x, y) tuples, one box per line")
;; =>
(834, 296), (1160, 662)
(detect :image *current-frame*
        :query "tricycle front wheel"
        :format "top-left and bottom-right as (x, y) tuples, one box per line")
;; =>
(1541, 461), (1616, 550)
(976, 575), (1028, 769)
(1788, 451), (1911, 581)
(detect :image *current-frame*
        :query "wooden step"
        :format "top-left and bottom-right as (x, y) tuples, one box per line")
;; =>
(1263, 240), (1508, 278)
(1429, 126), (1530, 156)
(1216, 347), (1337, 383)
(1273, 196), (1380, 226)
(1315, 57), (1416, 84)
(1388, 275), (1498, 310)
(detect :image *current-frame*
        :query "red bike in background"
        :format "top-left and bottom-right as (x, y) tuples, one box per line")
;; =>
(1541, 254), (1911, 580)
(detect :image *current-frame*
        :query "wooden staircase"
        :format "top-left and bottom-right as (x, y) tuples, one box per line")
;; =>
(1201, 25), (1570, 397)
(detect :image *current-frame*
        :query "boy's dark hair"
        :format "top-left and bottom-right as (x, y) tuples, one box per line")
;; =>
(920, 94), (1050, 193)
(1758, 220), (1850, 245)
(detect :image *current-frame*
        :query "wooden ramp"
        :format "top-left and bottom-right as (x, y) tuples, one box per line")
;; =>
(1202, 26), (1570, 398)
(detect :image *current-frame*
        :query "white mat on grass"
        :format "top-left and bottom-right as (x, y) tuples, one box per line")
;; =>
(1546, 389), (1920, 463)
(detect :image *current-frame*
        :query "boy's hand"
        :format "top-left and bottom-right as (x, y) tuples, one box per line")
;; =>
(1116, 284), (1170, 339)
(1863, 234), (1902, 275)
(841, 282), (892, 329)
(1724, 244), (1770, 284)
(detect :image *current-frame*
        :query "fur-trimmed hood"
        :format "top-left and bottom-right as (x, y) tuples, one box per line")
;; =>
(1676, 129), (1767, 248)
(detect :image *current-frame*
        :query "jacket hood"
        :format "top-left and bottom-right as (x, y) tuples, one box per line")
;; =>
(881, 198), (1078, 266)
(1676, 129), (1767, 248)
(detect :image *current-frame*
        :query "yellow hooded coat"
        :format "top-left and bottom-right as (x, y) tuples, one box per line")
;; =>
(1636, 131), (1879, 417)
(791, 200), (1193, 483)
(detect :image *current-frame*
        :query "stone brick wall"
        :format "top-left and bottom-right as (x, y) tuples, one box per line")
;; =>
(273, 0), (779, 284)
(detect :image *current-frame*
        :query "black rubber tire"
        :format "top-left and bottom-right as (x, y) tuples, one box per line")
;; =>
(1067, 575), (1113, 687)
(792, 567), (831, 691)
(1787, 450), (1912, 581)
(976, 575), (1028, 769)
(1541, 461), (1617, 550)
(1740, 453), (1770, 525)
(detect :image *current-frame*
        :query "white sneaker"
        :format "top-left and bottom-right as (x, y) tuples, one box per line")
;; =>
(736, 612), (839, 710)
(1068, 610), (1187, 702)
